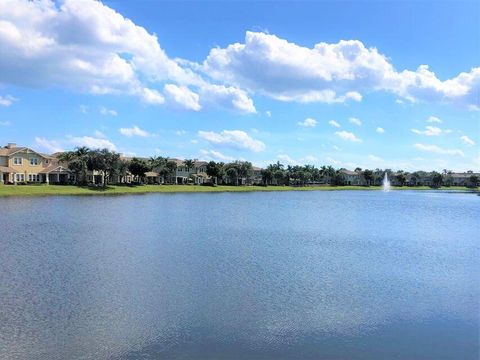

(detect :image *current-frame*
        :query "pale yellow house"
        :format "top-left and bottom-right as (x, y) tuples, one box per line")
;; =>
(0, 143), (72, 184)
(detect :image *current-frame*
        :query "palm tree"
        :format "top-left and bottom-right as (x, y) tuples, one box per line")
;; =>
(362, 169), (374, 186)
(184, 159), (195, 172)
(225, 166), (238, 185)
(469, 175), (479, 188)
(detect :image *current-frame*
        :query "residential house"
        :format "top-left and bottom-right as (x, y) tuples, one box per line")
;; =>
(338, 169), (364, 185)
(0, 143), (73, 184)
(448, 171), (480, 187)
(173, 159), (210, 184)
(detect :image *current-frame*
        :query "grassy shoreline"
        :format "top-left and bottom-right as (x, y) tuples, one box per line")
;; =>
(0, 184), (478, 197)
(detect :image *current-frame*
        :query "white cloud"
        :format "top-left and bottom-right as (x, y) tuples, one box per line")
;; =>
(376, 127), (385, 133)
(368, 154), (383, 162)
(0, 94), (18, 107)
(175, 130), (187, 136)
(335, 130), (362, 142)
(265, 111), (272, 117)
(198, 84), (256, 113)
(298, 117), (317, 127)
(349, 117), (362, 126)
(202, 31), (479, 108)
(93, 130), (106, 138)
(428, 116), (442, 123)
(333, 145), (341, 151)
(34, 137), (63, 153)
(100, 107), (117, 116)
(411, 126), (443, 136)
(0, 120), (11, 126)
(200, 149), (236, 162)
(69, 136), (116, 151)
(0, 0), (197, 105)
(414, 143), (464, 157)
(329, 120), (341, 128)
(277, 154), (297, 165)
(198, 130), (265, 152)
(119, 125), (151, 137)
(460, 135), (475, 146)
(140, 88), (165, 105)
(164, 84), (201, 111)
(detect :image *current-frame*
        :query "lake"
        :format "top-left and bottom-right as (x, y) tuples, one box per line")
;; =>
(0, 190), (478, 359)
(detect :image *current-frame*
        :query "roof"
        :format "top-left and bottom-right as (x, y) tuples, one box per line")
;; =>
(0, 146), (27, 156)
(450, 172), (480, 178)
(339, 169), (359, 175)
(38, 165), (71, 174)
(0, 165), (15, 172)
(0, 146), (53, 158)
(144, 171), (159, 177)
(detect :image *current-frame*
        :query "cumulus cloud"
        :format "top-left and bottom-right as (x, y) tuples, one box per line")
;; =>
(202, 31), (479, 108)
(0, 0), (199, 103)
(329, 120), (341, 128)
(428, 116), (442, 123)
(0, 94), (18, 107)
(198, 84), (256, 113)
(164, 84), (201, 111)
(414, 143), (464, 157)
(119, 125), (151, 137)
(349, 117), (362, 126)
(298, 117), (317, 127)
(198, 130), (265, 152)
(34, 137), (64, 153)
(411, 126), (445, 136)
(199, 149), (237, 162)
(69, 136), (116, 150)
(140, 88), (165, 105)
(335, 130), (362, 142)
(0, 0), (257, 114)
(100, 106), (117, 116)
(376, 127), (385, 133)
(460, 135), (475, 146)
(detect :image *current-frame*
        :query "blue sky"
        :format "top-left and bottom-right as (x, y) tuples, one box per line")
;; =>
(0, 0), (478, 171)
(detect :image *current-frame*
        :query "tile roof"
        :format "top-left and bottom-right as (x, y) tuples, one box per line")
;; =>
(38, 165), (71, 174)
(0, 165), (15, 172)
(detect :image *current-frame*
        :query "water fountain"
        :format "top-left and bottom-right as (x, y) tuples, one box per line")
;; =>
(383, 172), (391, 192)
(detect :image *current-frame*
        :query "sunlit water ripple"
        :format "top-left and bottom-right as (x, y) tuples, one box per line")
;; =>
(0, 190), (478, 359)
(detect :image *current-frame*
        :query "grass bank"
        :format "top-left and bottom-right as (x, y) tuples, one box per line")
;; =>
(0, 184), (477, 197)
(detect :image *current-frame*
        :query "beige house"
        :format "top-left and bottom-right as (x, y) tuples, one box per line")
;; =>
(0, 143), (72, 184)
(338, 169), (364, 185)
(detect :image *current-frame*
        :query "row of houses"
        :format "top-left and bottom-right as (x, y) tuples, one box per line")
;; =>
(337, 169), (480, 187)
(0, 143), (263, 185)
(0, 143), (478, 187)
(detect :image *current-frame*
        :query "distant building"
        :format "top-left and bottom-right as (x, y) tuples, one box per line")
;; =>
(338, 169), (364, 185)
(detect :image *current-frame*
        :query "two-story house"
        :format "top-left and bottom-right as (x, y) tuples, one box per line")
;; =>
(0, 143), (72, 184)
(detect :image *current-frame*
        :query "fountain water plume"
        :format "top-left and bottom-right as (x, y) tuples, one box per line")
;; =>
(383, 172), (391, 192)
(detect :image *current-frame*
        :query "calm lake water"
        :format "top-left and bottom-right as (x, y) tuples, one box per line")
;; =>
(0, 190), (479, 359)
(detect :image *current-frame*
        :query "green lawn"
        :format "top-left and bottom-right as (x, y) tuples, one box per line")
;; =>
(0, 184), (477, 197)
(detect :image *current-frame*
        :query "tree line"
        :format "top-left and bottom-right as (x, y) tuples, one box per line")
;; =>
(57, 147), (479, 188)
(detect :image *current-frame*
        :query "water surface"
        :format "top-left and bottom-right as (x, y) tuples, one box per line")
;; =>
(1, 191), (478, 359)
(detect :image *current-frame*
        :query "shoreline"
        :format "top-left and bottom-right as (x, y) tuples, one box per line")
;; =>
(0, 184), (478, 197)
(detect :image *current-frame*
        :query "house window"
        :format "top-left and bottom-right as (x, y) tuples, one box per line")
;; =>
(15, 174), (25, 182)
(13, 157), (22, 165)
(30, 158), (39, 165)
(28, 174), (39, 182)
